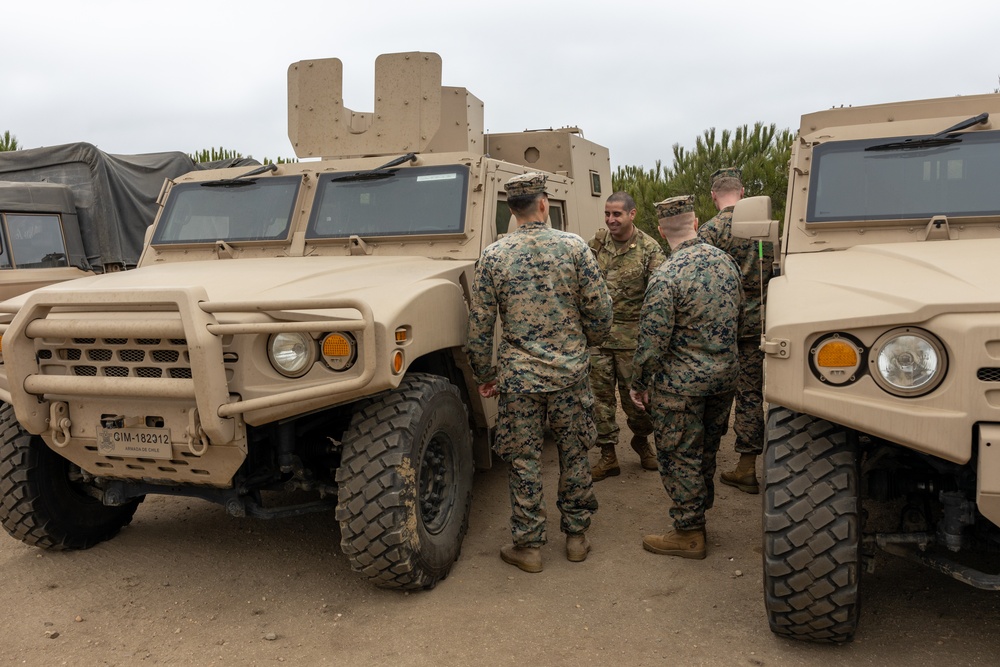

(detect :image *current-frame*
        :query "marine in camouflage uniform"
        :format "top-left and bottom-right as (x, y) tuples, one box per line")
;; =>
(466, 172), (612, 573)
(588, 192), (666, 480)
(697, 167), (775, 494)
(631, 195), (743, 560)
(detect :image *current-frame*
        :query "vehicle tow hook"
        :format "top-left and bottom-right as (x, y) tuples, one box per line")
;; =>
(50, 401), (72, 448)
(186, 408), (209, 456)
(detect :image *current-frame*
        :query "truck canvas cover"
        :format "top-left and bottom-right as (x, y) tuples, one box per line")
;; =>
(0, 142), (256, 271)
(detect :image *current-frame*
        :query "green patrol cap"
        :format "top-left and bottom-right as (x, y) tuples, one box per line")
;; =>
(655, 194), (695, 220)
(711, 166), (742, 185)
(505, 172), (548, 197)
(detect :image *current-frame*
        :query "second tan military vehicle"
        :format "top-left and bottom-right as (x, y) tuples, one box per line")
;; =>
(732, 93), (1000, 642)
(0, 52), (610, 589)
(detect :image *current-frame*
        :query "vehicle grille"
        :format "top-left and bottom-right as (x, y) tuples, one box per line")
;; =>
(977, 368), (1000, 382)
(36, 337), (232, 380)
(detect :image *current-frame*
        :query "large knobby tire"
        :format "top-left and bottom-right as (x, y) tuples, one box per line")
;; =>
(335, 374), (474, 590)
(762, 407), (861, 643)
(0, 402), (141, 550)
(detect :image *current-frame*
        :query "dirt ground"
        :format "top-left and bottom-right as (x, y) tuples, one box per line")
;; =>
(2, 409), (999, 667)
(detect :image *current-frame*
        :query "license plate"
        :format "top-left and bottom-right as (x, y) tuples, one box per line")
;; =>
(96, 427), (173, 460)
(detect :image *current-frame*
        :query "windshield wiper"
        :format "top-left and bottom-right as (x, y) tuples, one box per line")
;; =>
(865, 112), (989, 152)
(330, 152), (417, 182)
(201, 162), (278, 187)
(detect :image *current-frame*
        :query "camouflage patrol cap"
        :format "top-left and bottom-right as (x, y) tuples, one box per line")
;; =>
(711, 166), (742, 185)
(505, 172), (548, 197)
(655, 194), (695, 220)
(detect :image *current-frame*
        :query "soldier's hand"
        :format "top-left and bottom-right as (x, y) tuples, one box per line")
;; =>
(478, 381), (499, 398)
(629, 388), (648, 411)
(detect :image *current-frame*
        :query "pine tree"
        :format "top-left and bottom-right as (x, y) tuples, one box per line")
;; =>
(189, 147), (297, 165)
(0, 131), (20, 152)
(613, 122), (792, 244)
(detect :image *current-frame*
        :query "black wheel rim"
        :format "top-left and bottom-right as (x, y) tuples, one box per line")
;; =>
(419, 430), (455, 534)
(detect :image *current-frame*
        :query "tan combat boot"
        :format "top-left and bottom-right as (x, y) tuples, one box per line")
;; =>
(720, 453), (759, 494)
(591, 446), (620, 481)
(642, 528), (707, 560)
(566, 533), (591, 562)
(500, 544), (543, 573)
(630, 435), (658, 471)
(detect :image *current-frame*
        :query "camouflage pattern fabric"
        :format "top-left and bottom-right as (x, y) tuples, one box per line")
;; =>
(696, 206), (773, 341)
(493, 377), (599, 545)
(632, 238), (743, 398)
(466, 219), (611, 546)
(711, 166), (742, 184)
(588, 227), (666, 350)
(466, 220), (612, 392)
(649, 390), (735, 530)
(655, 195), (695, 219)
(505, 171), (547, 197)
(587, 226), (663, 447)
(631, 238), (743, 531)
(697, 205), (774, 454)
(733, 337), (765, 454)
(591, 348), (653, 447)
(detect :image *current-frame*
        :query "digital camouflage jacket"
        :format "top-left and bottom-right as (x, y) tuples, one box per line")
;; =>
(632, 238), (744, 397)
(697, 205), (773, 340)
(467, 221), (612, 393)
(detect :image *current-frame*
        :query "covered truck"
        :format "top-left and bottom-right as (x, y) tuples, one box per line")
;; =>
(0, 143), (255, 299)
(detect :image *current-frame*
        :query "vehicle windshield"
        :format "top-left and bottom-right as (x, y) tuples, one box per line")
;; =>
(807, 129), (1000, 222)
(307, 164), (469, 238)
(0, 214), (68, 269)
(152, 176), (299, 244)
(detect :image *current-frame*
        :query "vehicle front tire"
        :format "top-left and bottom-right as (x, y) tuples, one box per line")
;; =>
(336, 373), (474, 590)
(0, 402), (141, 550)
(762, 407), (861, 643)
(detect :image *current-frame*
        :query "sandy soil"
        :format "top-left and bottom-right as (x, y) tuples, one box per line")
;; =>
(2, 411), (999, 666)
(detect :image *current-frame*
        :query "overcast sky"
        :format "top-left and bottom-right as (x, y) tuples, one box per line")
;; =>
(5, 1), (999, 171)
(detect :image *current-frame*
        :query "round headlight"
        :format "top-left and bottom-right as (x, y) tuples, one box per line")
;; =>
(268, 332), (316, 377)
(870, 328), (946, 397)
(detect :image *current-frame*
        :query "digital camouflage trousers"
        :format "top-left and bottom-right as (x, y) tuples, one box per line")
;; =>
(493, 376), (599, 546)
(734, 337), (765, 455)
(649, 389), (735, 531)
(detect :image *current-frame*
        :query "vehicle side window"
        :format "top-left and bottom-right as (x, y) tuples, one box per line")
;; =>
(495, 200), (512, 236)
(494, 198), (565, 236)
(3, 214), (67, 268)
(548, 201), (565, 231)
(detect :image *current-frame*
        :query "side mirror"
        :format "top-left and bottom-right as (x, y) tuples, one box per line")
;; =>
(731, 196), (779, 246)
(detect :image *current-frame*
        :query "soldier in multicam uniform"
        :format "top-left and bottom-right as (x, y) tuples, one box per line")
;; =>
(630, 195), (743, 560)
(697, 167), (774, 494)
(466, 172), (612, 574)
(588, 192), (666, 481)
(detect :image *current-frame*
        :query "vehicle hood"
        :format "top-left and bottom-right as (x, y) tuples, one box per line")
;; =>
(3, 256), (474, 317)
(770, 239), (1000, 331)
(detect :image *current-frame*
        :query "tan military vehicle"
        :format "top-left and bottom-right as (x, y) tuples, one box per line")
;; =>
(0, 52), (610, 590)
(732, 93), (1000, 642)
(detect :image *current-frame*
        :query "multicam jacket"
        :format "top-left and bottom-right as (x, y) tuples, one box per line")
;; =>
(697, 205), (774, 340)
(632, 238), (744, 397)
(466, 221), (612, 393)
(588, 227), (666, 349)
